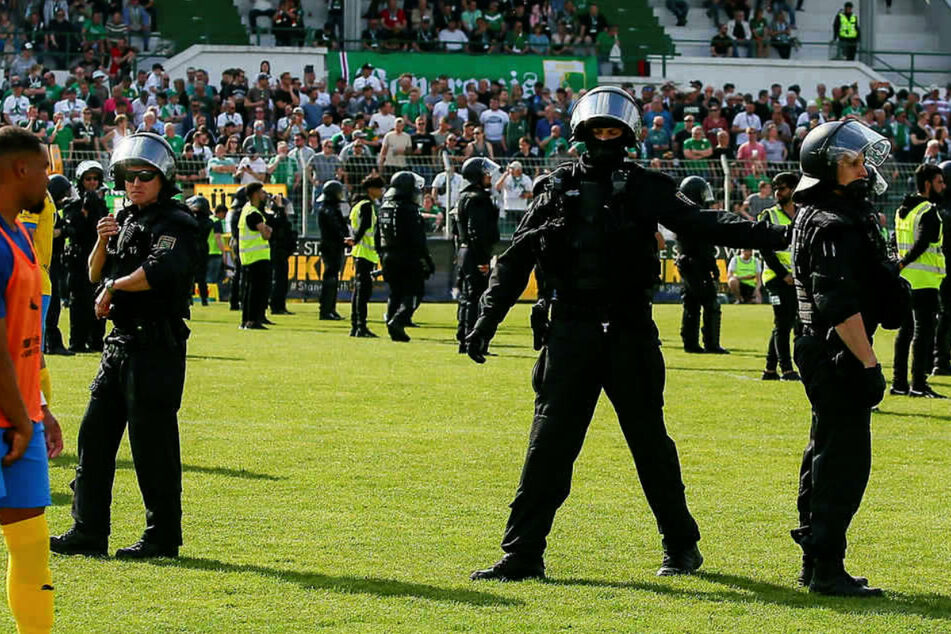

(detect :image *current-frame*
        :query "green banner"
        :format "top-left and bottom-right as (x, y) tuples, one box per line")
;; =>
(326, 51), (599, 97)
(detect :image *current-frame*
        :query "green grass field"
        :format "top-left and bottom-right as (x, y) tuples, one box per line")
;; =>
(30, 302), (951, 632)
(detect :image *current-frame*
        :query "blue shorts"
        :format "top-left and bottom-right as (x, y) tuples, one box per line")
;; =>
(0, 422), (51, 509)
(41, 294), (50, 339)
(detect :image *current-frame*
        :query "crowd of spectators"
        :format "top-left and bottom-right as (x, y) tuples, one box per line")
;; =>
(252, 0), (622, 64)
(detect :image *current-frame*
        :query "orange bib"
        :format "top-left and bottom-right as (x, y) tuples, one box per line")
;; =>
(0, 219), (42, 427)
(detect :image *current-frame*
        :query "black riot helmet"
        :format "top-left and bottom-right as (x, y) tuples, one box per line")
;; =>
(939, 161), (951, 205)
(317, 180), (346, 204)
(110, 132), (179, 195)
(569, 86), (640, 164)
(389, 170), (426, 204)
(461, 156), (501, 186)
(678, 175), (714, 207)
(186, 194), (212, 216)
(794, 120), (890, 200)
(47, 173), (74, 208)
(231, 185), (248, 210)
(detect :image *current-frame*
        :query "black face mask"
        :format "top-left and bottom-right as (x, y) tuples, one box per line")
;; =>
(840, 178), (870, 201)
(586, 137), (628, 166)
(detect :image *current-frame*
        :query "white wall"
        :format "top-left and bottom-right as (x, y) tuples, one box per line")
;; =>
(162, 45), (328, 87)
(608, 57), (888, 102)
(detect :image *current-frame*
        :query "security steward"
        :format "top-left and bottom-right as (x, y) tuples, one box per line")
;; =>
(239, 182), (273, 330)
(933, 160), (951, 375)
(316, 180), (351, 321)
(464, 86), (789, 582)
(890, 163), (946, 398)
(44, 175), (73, 355)
(675, 176), (728, 354)
(455, 157), (501, 353)
(268, 193), (297, 316)
(186, 195), (214, 307)
(349, 174), (385, 337)
(789, 120), (908, 596)
(62, 160), (108, 352)
(759, 171), (801, 381)
(228, 186), (247, 311)
(379, 171), (434, 343)
(50, 132), (198, 559)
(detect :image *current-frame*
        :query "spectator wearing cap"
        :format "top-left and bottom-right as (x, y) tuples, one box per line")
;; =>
(144, 63), (165, 96)
(3, 79), (30, 126)
(276, 106), (306, 141)
(215, 98), (244, 138)
(314, 111), (342, 142)
(331, 119), (355, 153)
(379, 117), (413, 178)
(242, 120), (276, 155)
(352, 63), (384, 95)
(10, 43), (37, 79)
(502, 107), (528, 156)
(495, 160), (533, 220)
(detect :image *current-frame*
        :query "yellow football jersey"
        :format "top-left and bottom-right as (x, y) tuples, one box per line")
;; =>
(18, 193), (55, 295)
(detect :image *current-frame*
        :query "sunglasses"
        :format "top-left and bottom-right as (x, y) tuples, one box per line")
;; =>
(123, 169), (160, 183)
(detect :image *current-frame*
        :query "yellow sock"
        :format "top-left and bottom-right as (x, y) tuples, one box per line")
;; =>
(39, 367), (51, 405)
(2, 515), (53, 634)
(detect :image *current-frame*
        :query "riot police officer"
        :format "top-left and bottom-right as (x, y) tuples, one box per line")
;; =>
(51, 132), (198, 559)
(349, 175), (386, 337)
(455, 157), (501, 352)
(465, 86), (788, 581)
(227, 186), (247, 311)
(890, 163), (946, 398)
(63, 160), (108, 352)
(789, 120), (909, 596)
(675, 176), (728, 354)
(268, 194), (298, 315)
(186, 195), (214, 307)
(316, 180), (351, 320)
(239, 182), (273, 330)
(759, 172), (801, 381)
(45, 174), (74, 355)
(379, 171), (434, 343)
(933, 160), (951, 375)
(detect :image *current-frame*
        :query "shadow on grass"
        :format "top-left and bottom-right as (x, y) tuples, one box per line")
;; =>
(666, 366), (761, 375)
(50, 491), (71, 506)
(144, 556), (521, 607)
(186, 354), (246, 362)
(547, 570), (951, 621)
(51, 453), (285, 481)
(874, 409), (951, 422)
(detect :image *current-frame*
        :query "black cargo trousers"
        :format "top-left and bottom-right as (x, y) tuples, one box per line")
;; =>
(500, 307), (701, 559)
(71, 325), (187, 548)
(792, 333), (872, 560)
(677, 257), (721, 349)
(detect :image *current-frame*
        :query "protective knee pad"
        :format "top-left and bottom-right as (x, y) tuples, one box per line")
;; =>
(3, 514), (54, 633)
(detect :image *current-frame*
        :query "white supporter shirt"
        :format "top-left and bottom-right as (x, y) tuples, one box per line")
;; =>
(216, 111), (244, 130)
(54, 98), (87, 122)
(438, 28), (468, 51)
(731, 111), (762, 145)
(480, 108), (510, 142)
(431, 171), (463, 209)
(237, 155), (268, 184)
(352, 75), (383, 93)
(501, 172), (532, 212)
(370, 111), (396, 135)
(3, 94), (30, 125)
(314, 123), (342, 141)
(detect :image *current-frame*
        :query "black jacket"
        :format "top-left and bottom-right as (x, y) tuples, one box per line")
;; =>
(456, 182), (500, 262)
(63, 191), (108, 262)
(317, 201), (349, 254)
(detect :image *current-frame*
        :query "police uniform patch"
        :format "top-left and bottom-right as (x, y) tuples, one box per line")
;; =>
(156, 235), (177, 250)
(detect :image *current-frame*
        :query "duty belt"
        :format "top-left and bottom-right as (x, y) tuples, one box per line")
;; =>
(551, 300), (651, 326)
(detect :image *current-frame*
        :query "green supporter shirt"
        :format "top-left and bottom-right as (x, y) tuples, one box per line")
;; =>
(167, 135), (185, 155)
(160, 104), (185, 122)
(842, 104), (866, 118)
(483, 11), (503, 32)
(401, 100), (426, 123)
(543, 136), (569, 157)
(394, 89), (412, 116)
(206, 156), (236, 184)
(83, 20), (107, 41)
(595, 31), (615, 58)
(506, 31), (528, 52)
(744, 173), (769, 193)
(270, 155), (299, 190)
(682, 136), (711, 169)
(50, 123), (73, 154)
(504, 118), (528, 149)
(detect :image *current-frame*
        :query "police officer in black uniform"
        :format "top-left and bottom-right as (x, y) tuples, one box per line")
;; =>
(465, 86), (788, 581)
(45, 173), (74, 356)
(675, 176), (728, 354)
(455, 157), (501, 352)
(316, 180), (351, 320)
(269, 193), (298, 315)
(228, 187), (247, 311)
(63, 160), (108, 352)
(934, 160), (951, 375)
(186, 195), (214, 307)
(788, 120), (909, 596)
(51, 132), (198, 559)
(379, 171), (434, 343)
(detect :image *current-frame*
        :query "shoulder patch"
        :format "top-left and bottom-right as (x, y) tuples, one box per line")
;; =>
(156, 235), (177, 250)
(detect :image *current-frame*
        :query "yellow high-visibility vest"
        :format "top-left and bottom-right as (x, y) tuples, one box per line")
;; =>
(349, 198), (379, 264)
(758, 204), (793, 284)
(238, 202), (271, 265)
(838, 12), (858, 40)
(896, 200), (945, 290)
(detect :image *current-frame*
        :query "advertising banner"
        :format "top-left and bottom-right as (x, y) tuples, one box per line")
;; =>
(193, 183), (288, 210)
(326, 51), (599, 97)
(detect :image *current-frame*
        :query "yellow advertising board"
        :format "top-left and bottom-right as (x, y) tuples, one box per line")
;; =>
(193, 183), (288, 209)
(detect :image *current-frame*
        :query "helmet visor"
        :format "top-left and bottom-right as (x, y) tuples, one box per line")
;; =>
(111, 135), (176, 180)
(570, 89), (640, 138)
(413, 173), (425, 192)
(826, 122), (891, 168)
